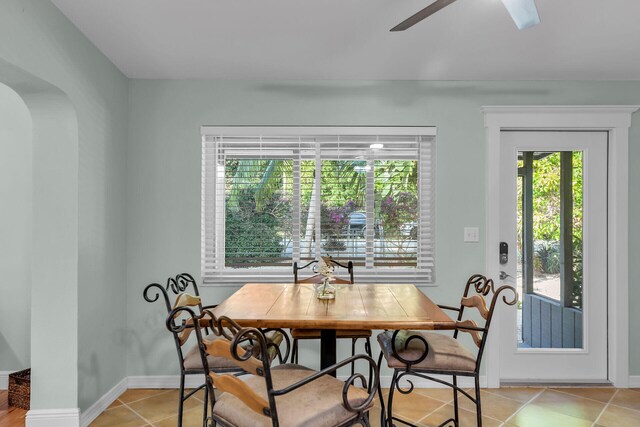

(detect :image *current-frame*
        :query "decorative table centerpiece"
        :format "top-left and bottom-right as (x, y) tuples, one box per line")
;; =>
(316, 257), (336, 300)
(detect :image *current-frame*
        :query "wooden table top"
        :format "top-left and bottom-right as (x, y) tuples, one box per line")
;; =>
(211, 283), (456, 330)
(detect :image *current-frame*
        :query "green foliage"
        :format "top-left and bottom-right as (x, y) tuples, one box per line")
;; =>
(374, 161), (418, 198)
(533, 241), (560, 274)
(300, 160), (418, 216)
(379, 192), (418, 237)
(531, 152), (583, 242)
(531, 152), (561, 241)
(226, 159), (292, 212)
(306, 159), (418, 238)
(321, 201), (357, 235)
(518, 151), (584, 308)
(321, 161), (366, 208)
(225, 176), (291, 266)
(225, 157), (419, 266)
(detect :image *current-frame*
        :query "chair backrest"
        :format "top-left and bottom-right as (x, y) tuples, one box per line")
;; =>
(169, 309), (280, 424)
(170, 309), (375, 427)
(293, 257), (354, 284)
(143, 273), (202, 312)
(453, 274), (518, 371)
(143, 273), (211, 364)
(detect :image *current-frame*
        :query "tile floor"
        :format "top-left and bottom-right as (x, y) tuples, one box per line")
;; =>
(2, 387), (640, 426)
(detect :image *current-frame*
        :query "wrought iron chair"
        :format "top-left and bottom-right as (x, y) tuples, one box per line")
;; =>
(377, 274), (518, 427)
(144, 273), (288, 427)
(169, 307), (379, 427)
(290, 258), (373, 370)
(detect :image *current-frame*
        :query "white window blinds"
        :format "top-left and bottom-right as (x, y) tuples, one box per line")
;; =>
(201, 127), (436, 285)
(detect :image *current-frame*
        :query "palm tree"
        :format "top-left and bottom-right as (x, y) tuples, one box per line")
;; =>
(226, 159), (292, 212)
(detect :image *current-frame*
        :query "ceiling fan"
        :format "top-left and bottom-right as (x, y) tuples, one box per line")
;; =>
(391, 0), (540, 31)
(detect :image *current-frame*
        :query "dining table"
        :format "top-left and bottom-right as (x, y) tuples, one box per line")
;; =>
(210, 282), (457, 372)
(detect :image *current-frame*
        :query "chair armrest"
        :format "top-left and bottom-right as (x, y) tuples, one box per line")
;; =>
(455, 323), (485, 332)
(437, 304), (460, 312)
(260, 327), (291, 364)
(271, 354), (379, 412)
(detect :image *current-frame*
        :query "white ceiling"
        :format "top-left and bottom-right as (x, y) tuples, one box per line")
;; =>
(51, 0), (640, 80)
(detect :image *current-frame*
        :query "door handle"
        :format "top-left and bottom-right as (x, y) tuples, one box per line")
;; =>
(499, 271), (513, 280)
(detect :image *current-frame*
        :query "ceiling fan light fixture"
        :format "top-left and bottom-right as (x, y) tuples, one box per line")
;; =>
(501, 0), (540, 30)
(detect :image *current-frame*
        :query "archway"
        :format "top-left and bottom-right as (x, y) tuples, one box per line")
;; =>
(0, 58), (80, 420)
(0, 81), (32, 391)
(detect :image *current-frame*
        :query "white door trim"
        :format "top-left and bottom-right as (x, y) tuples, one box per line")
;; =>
(482, 105), (639, 388)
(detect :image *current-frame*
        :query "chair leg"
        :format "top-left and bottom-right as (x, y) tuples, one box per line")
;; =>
(475, 376), (482, 427)
(351, 338), (357, 376)
(386, 370), (400, 427)
(360, 411), (372, 427)
(207, 383), (217, 427)
(292, 338), (299, 364)
(364, 337), (373, 391)
(364, 337), (372, 357)
(202, 383), (209, 427)
(452, 375), (459, 427)
(178, 372), (186, 427)
(376, 351), (387, 427)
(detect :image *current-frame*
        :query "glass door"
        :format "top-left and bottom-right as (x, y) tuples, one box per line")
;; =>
(499, 131), (608, 382)
(516, 151), (584, 349)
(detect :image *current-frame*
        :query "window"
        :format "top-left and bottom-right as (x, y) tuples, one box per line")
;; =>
(201, 127), (436, 285)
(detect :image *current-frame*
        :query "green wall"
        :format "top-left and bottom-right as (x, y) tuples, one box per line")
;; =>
(0, 0), (128, 412)
(2, 0), (640, 413)
(0, 83), (32, 374)
(126, 79), (640, 377)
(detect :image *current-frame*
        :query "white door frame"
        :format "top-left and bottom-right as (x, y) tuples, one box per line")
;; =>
(482, 105), (639, 388)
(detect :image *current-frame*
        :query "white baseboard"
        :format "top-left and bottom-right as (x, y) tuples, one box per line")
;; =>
(26, 408), (80, 427)
(79, 378), (128, 427)
(127, 374), (206, 389)
(0, 371), (9, 390)
(629, 376), (640, 387)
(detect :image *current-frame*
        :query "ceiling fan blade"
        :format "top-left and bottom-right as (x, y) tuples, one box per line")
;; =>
(501, 0), (540, 30)
(390, 0), (459, 32)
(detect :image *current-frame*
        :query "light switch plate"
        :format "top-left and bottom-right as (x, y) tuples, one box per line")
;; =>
(464, 227), (479, 242)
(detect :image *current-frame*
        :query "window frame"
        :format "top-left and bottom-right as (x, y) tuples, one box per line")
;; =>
(201, 126), (436, 286)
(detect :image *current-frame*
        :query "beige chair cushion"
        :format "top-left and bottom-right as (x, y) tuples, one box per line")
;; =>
(183, 330), (285, 371)
(291, 328), (371, 339)
(377, 330), (476, 373)
(212, 364), (371, 427)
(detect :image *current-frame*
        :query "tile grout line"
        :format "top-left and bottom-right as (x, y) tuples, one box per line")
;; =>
(151, 400), (209, 425)
(117, 390), (172, 407)
(381, 388), (451, 425)
(483, 388), (545, 404)
(606, 402), (640, 414)
(118, 400), (156, 427)
(413, 389), (454, 405)
(103, 398), (125, 412)
(549, 388), (617, 405)
(591, 389), (619, 426)
(412, 391), (503, 426)
(414, 400), (450, 424)
(502, 387), (547, 425)
(92, 387), (639, 426)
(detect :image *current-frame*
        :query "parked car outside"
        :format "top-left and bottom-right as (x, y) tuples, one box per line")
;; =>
(400, 221), (418, 239)
(344, 211), (382, 237)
